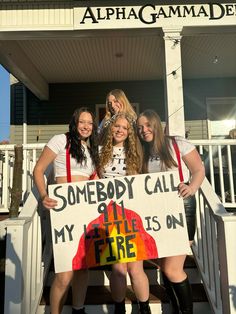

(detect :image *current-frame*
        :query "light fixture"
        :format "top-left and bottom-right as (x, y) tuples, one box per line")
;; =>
(115, 52), (123, 58)
(171, 39), (180, 49)
(171, 70), (178, 79)
(213, 56), (218, 64)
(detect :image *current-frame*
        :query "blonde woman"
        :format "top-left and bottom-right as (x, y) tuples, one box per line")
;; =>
(98, 89), (137, 141)
(98, 113), (151, 314)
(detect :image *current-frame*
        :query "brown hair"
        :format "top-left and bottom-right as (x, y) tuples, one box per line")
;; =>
(67, 107), (98, 167)
(137, 110), (177, 173)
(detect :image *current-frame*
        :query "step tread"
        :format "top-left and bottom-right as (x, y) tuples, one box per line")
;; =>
(0, 213), (9, 221)
(49, 255), (196, 272)
(41, 283), (208, 305)
(144, 255), (196, 269)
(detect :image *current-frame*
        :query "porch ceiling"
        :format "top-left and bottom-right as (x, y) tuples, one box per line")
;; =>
(0, 28), (236, 99)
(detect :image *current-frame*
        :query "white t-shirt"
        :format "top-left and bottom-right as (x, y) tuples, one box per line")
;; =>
(148, 137), (195, 182)
(46, 134), (95, 178)
(99, 146), (127, 178)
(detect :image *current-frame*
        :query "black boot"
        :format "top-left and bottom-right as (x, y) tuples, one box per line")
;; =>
(114, 299), (126, 314)
(162, 272), (180, 314)
(72, 307), (87, 314)
(139, 300), (151, 314)
(172, 277), (193, 314)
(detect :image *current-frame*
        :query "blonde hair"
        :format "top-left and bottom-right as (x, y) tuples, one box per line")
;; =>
(104, 89), (137, 121)
(99, 113), (142, 176)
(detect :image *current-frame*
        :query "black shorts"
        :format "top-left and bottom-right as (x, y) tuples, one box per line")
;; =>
(183, 195), (196, 241)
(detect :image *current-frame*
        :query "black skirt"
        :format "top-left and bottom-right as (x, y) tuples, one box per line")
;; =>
(183, 195), (196, 241)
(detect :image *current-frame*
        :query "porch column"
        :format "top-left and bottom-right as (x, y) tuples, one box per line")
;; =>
(23, 85), (27, 145)
(162, 27), (185, 137)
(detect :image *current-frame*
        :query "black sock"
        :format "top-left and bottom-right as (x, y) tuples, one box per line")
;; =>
(72, 307), (86, 314)
(139, 300), (151, 314)
(114, 300), (126, 314)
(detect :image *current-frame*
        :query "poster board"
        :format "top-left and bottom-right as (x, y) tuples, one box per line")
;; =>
(48, 171), (189, 273)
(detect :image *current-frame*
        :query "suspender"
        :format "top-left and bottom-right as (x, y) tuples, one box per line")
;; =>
(172, 138), (184, 183)
(66, 133), (97, 182)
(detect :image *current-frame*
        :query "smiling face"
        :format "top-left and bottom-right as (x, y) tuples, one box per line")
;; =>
(137, 115), (154, 142)
(112, 117), (129, 146)
(77, 112), (93, 140)
(107, 94), (123, 115)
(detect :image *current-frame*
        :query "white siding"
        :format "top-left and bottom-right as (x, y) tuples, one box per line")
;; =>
(10, 125), (68, 144)
(0, 3), (73, 30)
(185, 120), (208, 139)
(10, 120), (208, 144)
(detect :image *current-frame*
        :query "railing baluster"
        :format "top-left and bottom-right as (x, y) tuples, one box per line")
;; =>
(2, 150), (10, 209)
(217, 145), (225, 203)
(208, 145), (215, 190)
(227, 145), (235, 203)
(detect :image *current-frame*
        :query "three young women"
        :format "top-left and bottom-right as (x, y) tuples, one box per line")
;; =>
(137, 109), (205, 314)
(33, 107), (99, 314)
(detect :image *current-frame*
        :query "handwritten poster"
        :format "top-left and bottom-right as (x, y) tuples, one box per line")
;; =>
(48, 171), (189, 273)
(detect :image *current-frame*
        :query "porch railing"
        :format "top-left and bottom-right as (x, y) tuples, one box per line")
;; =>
(2, 139), (235, 213)
(0, 143), (45, 213)
(192, 139), (236, 210)
(192, 178), (236, 314)
(0, 166), (53, 314)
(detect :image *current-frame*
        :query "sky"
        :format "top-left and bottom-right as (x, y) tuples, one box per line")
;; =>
(0, 65), (10, 141)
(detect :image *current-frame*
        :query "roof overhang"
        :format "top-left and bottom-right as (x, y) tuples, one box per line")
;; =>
(0, 1), (235, 100)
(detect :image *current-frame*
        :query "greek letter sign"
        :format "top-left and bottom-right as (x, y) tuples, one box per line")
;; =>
(74, 3), (236, 29)
(49, 171), (190, 273)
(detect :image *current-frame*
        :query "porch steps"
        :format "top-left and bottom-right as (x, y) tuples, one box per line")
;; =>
(37, 255), (212, 314)
(0, 212), (9, 221)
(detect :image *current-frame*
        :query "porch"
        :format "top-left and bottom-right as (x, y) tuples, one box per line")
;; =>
(0, 138), (235, 313)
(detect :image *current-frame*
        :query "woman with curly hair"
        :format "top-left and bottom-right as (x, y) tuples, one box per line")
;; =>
(98, 113), (151, 314)
(33, 107), (99, 314)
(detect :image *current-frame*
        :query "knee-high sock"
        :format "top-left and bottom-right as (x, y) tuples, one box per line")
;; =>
(172, 277), (193, 314)
(114, 299), (126, 314)
(162, 272), (179, 314)
(139, 300), (151, 314)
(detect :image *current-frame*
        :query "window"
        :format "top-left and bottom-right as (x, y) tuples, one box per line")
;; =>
(206, 97), (236, 139)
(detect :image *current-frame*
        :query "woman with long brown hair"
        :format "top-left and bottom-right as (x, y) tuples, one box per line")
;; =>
(33, 107), (99, 314)
(137, 109), (205, 314)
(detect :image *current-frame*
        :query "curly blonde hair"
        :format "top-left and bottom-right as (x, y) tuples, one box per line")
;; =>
(98, 113), (142, 176)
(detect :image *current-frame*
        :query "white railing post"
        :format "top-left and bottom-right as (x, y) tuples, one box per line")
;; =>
(192, 178), (236, 314)
(2, 150), (10, 209)
(4, 218), (30, 314)
(217, 214), (236, 313)
(3, 164), (53, 314)
(22, 149), (28, 202)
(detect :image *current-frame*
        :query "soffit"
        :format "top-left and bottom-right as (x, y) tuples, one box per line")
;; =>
(15, 32), (236, 83)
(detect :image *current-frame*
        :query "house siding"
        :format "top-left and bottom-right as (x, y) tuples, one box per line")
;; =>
(10, 77), (236, 143)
